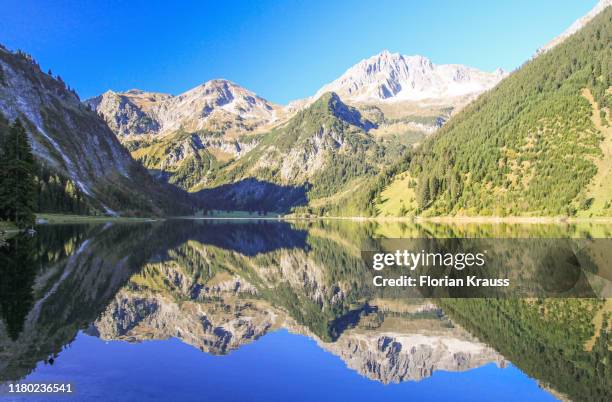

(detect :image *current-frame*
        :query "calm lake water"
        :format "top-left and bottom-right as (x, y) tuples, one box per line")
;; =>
(0, 219), (610, 401)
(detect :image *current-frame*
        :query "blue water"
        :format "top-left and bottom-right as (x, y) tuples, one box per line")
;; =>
(4, 330), (557, 402)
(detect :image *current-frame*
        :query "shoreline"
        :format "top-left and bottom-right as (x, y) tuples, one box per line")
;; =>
(26, 213), (612, 225)
(282, 214), (612, 224)
(36, 213), (162, 225)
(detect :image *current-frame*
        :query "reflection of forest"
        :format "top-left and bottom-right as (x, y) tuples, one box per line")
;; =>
(0, 220), (610, 401)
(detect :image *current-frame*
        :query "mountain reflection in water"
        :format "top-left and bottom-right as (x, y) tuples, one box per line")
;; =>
(0, 220), (610, 402)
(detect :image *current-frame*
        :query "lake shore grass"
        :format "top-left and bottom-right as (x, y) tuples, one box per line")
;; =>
(283, 214), (612, 224)
(37, 213), (161, 224)
(192, 210), (281, 218)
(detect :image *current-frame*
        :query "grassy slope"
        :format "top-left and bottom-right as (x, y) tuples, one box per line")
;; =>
(375, 172), (417, 217)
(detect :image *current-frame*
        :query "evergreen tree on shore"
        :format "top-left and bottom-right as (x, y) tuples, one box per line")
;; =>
(0, 119), (37, 228)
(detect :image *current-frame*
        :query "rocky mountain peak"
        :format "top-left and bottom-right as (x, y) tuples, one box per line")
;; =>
(314, 50), (505, 104)
(124, 88), (147, 95)
(311, 92), (375, 131)
(88, 79), (280, 138)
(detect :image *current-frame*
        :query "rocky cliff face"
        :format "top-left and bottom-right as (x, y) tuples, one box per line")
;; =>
(194, 92), (387, 211)
(87, 79), (282, 139)
(87, 80), (285, 192)
(314, 51), (505, 104)
(213, 93), (378, 184)
(86, 89), (168, 137)
(0, 45), (190, 215)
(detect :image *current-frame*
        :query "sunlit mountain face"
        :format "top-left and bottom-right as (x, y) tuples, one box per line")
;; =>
(0, 220), (610, 401)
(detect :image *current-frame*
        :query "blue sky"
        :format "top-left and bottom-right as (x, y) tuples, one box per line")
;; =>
(0, 0), (598, 104)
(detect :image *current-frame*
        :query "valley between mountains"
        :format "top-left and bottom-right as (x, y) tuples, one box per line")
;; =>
(1, 1), (611, 220)
(84, 51), (505, 216)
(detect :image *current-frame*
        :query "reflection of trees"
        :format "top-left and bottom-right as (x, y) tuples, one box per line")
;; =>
(440, 298), (611, 402)
(0, 234), (36, 340)
(0, 223), (181, 382)
(0, 225), (94, 341)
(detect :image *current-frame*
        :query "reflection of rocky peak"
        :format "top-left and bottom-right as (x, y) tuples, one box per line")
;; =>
(89, 239), (343, 353)
(320, 332), (505, 384)
(91, 289), (278, 355)
(90, 257), (277, 355)
(89, 245), (505, 383)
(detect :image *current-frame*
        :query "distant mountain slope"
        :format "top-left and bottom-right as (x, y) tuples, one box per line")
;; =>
(372, 6), (612, 217)
(0, 45), (192, 216)
(87, 79), (283, 138)
(87, 80), (287, 195)
(314, 51), (505, 104)
(289, 51), (506, 144)
(197, 93), (401, 213)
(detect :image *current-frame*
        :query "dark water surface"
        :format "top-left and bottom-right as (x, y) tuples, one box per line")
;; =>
(0, 219), (610, 401)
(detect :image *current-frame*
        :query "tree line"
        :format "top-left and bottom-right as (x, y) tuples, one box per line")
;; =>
(0, 118), (36, 228)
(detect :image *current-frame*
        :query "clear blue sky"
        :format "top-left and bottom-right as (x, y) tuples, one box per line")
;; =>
(0, 0), (598, 104)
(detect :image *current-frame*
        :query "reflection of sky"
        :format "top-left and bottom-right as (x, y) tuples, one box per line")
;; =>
(13, 330), (556, 402)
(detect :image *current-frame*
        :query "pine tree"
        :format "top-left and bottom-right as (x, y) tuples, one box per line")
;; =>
(0, 119), (37, 228)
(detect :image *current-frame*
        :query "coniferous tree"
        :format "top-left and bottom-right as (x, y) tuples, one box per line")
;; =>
(0, 119), (37, 228)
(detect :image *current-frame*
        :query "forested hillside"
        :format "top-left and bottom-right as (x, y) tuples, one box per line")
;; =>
(372, 7), (612, 217)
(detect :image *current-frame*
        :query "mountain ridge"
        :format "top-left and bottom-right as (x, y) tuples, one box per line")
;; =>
(0, 44), (192, 216)
(86, 78), (282, 139)
(313, 50), (505, 104)
(86, 52), (504, 213)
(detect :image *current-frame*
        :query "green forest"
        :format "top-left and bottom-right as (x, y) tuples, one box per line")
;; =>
(0, 117), (36, 228)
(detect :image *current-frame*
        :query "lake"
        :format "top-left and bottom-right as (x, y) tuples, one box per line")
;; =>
(0, 219), (610, 401)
